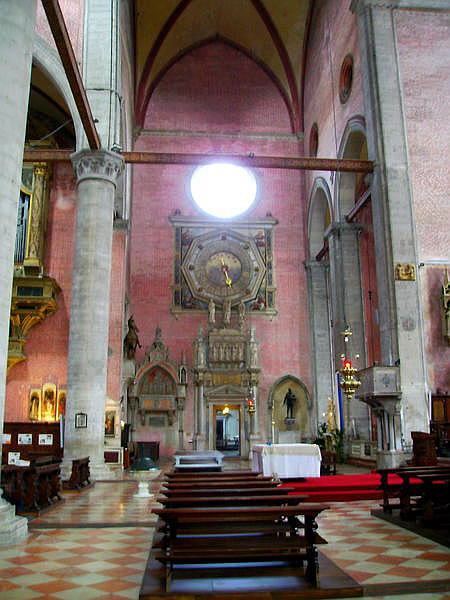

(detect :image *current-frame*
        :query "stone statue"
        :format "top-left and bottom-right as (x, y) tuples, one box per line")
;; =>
(208, 298), (216, 325)
(196, 326), (206, 367)
(238, 300), (246, 328)
(124, 315), (141, 359)
(283, 388), (296, 419)
(223, 298), (231, 327)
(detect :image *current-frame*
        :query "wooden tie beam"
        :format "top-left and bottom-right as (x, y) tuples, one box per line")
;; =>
(23, 149), (373, 173)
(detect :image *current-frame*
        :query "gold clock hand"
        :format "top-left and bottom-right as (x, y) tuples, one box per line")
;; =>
(221, 258), (233, 288)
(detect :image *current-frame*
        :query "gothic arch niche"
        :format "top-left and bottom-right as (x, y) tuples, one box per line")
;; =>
(268, 376), (311, 443)
(32, 36), (83, 147)
(307, 179), (335, 428)
(134, 364), (178, 451)
(308, 178), (332, 258)
(336, 117), (368, 218)
(334, 117), (376, 441)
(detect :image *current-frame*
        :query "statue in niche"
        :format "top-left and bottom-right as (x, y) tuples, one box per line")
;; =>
(195, 326), (206, 367)
(283, 388), (297, 420)
(124, 315), (141, 359)
(152, 326), (164, 350)
(223, 299), (231, 327)
(208, 298), (216, 325)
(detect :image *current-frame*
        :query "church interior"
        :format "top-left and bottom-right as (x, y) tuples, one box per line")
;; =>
(0, 0), (449, 598)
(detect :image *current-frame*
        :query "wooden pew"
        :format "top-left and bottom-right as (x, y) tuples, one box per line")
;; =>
(157, 493), (306, 508)
(163, 478), (277, 490)
(63, 457), (91, 490)
(163, 474), (264, 483)
(152, 503), (329, 591)
(394, 469), (450, 521)
(1, 457), (62, 513)
(165, 469), (259, 479)
(378, 465), (450, 514)
(161, 486), (296, 497)
(419, 473), (450, 524)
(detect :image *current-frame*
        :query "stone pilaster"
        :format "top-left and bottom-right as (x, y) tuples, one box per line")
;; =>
(0, 0), (37, 545)
(352, 0), (429, 437)
(62, 150), (123, 481)
(305, 261), (334, 427)
(327, 222), (369, 437)
(82, 0), (122, 149)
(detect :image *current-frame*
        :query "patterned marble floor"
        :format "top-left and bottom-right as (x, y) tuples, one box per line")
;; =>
(317, 500), (450, 594)
(0, 467), (449, 599)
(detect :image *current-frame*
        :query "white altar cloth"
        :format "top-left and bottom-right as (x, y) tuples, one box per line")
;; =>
(251, 443), (321, 478)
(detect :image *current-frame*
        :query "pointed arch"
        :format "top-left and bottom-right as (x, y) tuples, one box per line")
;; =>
(307, 177), (333, 259)
(32, 34), (83, 148)
(137, 36), (296, 132)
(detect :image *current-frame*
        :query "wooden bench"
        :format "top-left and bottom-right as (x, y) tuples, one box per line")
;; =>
(161, 486), (296, 497)
(418, 473), (450, 524)
(163, 478), (276, 490)
(152, 503), (329, 591)
(165, 469), (258, 479)
(63, 457), (91, 490)
(157, 493), (306, 508)
(378, 465), (450, 514)
(2, 457), (62, 513)
(394, 469), (450, 521)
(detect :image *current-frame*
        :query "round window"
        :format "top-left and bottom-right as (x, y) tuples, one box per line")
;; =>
(190, 163), (257, 219)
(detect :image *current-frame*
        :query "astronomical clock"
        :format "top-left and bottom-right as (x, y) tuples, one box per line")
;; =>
(170, 215), (277, 314)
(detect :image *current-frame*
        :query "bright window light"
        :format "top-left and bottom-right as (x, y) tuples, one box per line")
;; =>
(190, 163), (257, 218)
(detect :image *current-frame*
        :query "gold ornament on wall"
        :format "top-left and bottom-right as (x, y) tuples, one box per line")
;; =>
(395, 263), (416, 281)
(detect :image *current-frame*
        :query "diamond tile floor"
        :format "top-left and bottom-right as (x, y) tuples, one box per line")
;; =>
(0, 464), (449, 599)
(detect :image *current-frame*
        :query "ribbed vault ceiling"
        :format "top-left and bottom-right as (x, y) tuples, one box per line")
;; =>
(135, 0), (312, 132)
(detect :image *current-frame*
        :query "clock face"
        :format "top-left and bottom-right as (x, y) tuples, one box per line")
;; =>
(181, 230), (266, 303)
(205, 252), (242, 288)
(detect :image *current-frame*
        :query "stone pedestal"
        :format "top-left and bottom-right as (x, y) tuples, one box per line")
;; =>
(0, 0), (38, 545)
(62, 150), (123, 481)
(376, 450), (408, 470)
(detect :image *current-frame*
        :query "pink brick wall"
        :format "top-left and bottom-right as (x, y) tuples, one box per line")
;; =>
(133, 42), (310, 448)
(395, 11), (450, 392)
(395, 11), (450, 263)
(144, 41), (293, 133)
(5, 162), (77, 421)
(35, 0), (85, 63)
(303, 0), (364, 216)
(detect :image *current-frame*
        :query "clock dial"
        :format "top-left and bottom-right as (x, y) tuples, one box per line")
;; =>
(205, 252), (242, 288)
(181, 230), (266, 303)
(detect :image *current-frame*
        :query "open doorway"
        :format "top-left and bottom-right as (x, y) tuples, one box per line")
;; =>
(214, 404), (240, 456)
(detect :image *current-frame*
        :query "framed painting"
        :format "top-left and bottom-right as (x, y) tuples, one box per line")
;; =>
(105, 410), (116, 437)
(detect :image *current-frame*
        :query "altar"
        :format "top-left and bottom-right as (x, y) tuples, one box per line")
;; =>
(251, 443), (321, 478)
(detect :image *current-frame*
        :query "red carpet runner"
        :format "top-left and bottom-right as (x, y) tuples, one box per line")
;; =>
(279, 473), (422, 502)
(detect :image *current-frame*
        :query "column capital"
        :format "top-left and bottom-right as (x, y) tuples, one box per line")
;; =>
(304, 260), (329, 271)
(71, 149), (124, 186)
(325, 221), (362, 240)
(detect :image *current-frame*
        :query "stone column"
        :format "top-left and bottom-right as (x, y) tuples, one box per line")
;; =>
(0, 0), (37, 545)
(327, 222), (368, 437)
(62, 150), (123, 481)
(195, 380), (207, 450)
(305, 261), (334, 427)
(352, 0), (429, 437)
